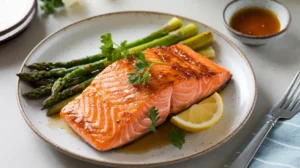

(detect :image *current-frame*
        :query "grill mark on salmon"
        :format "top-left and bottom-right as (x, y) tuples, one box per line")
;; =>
(61, 44), (232, 151)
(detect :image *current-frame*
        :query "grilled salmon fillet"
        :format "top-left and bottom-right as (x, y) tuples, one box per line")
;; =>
(61, 44), (232, 151)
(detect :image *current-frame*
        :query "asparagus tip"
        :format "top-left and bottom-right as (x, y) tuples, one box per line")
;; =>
(164, 17), (183, 32)
(16, 73), (27, 80)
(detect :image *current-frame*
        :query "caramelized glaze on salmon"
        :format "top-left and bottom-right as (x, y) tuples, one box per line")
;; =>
(60, 44), (232, 151)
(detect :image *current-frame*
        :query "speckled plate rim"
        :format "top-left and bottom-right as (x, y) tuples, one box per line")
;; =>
(17, 11), (257, 168)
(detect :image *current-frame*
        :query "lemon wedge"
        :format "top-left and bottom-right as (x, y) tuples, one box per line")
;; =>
(170, 92), (223, 132)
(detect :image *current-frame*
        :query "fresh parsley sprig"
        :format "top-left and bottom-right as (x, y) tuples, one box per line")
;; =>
(128, 51), (164, 85)
(100, 33), (128, 62)
(100, 33), (164, 86)
(167, 127), (186, 149)
(147, 106), (186, 149)
(148, 107), (160, 132)
(40, 0), (64, 14)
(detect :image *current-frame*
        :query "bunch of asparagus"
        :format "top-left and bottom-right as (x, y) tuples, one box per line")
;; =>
(17, 17), (215, 116)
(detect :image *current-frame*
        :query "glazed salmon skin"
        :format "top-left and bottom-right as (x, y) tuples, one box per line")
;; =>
(60, 44), (232, 151)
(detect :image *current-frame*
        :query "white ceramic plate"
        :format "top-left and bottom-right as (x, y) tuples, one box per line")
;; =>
(0, 0), (36, 35)
(0, 8), (36, 44)
(17, 11), (257, 167)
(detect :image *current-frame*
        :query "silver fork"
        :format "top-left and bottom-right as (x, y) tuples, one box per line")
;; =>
(229, 71), (300, 168)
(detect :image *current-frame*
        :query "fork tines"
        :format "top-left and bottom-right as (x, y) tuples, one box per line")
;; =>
(279, 71), (300, 113)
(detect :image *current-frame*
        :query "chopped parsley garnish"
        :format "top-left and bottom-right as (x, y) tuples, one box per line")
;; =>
(40, 0), (64, 14)
(100, 33), (164, 85)
(166, 127), (186, 149)
(148, 107), (160, 132)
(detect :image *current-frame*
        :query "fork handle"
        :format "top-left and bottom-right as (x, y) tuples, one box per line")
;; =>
(228, 118), (277, 168)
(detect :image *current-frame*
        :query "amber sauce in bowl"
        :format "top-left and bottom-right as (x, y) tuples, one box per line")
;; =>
(230, 7), (280, 37)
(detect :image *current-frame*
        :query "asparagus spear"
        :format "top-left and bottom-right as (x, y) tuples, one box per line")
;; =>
(47, 94), (80, 116)
(24, 72), (99, 99)
(64, 71), (99, 88)
(197, 46), (216, 59)
(125, 17), (182, 49)
(17, 66), (78, 82)
(43, 77), (94, 109)
(27, 18), (182, 70)
(23, 83), (53, 99)
(31, 78), (57, 87)
(180, 31), (213, 51)
(27, 54), (105, 70)
(18, 59), (104, 83)
(129, 24), (198, 52)
(51, 59), (106, 95)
